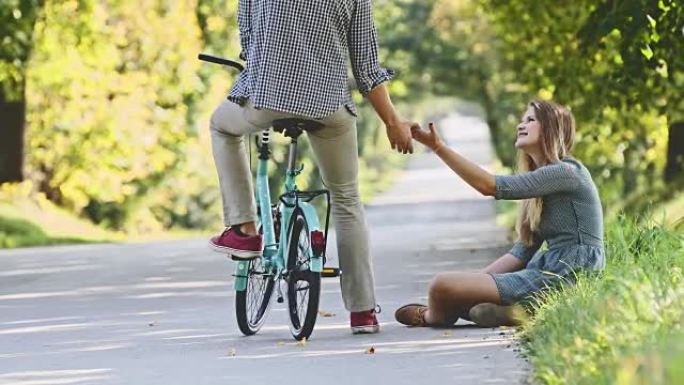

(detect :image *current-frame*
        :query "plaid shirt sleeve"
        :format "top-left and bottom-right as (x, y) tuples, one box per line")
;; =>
(237, 0), (251, 61)
(348, 0), (394, 96)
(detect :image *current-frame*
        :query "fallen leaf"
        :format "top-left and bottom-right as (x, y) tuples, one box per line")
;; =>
(276, 342), (286, 347)
(442, 331), (452, 337)
(318, 310), (336, 317)
(296, 337), (307, 347)
(148, 321), (156, 327)
(365, 346), (375, 354)
(229, 348), (236, 357)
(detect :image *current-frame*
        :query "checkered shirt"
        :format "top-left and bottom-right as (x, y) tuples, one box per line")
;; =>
(228, 0), (394, 119)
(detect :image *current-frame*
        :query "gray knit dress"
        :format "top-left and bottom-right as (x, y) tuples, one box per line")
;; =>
(491, 157), (605, 305)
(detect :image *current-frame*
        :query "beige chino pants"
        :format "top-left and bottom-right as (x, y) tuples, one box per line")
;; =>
(210, 100), (376, 312)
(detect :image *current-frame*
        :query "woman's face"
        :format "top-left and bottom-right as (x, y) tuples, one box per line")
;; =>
(515, 105), (542, 152)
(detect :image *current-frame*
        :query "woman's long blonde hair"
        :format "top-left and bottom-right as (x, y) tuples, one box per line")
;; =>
(517, 100), (576, 245)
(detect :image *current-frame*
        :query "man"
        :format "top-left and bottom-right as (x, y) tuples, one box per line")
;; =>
(209, 0), (417, 334)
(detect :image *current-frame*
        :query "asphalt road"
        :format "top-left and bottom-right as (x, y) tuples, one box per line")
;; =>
(0, 112), (528, 385)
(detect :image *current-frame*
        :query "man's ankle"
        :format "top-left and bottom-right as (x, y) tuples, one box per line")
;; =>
(236, 222), (258, 237)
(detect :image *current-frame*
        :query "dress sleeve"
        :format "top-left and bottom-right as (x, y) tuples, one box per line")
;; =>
(508, 236), (543, 264)
(347, 0), (394, 95)
(237, 0), (251, 61)
(495, 161), (579, 200)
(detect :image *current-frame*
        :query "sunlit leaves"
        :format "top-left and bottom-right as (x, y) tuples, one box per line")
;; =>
(0, 0), (43, 100)
(24, 0), (212, 230)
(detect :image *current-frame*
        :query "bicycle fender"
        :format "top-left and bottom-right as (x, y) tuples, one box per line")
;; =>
(234, 261), (249, 291)
(299, 202), (323, 273)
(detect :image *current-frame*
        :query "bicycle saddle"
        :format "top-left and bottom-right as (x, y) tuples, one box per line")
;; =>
(272, 118), (324, 139)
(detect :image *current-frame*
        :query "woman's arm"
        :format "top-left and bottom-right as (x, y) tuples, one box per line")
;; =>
(412, 123), (496, 196)
(481, 254), (527, 274)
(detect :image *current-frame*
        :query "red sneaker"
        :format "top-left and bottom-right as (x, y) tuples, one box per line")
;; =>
(350, 307), (380, 334)
(209, 228), (263, 259)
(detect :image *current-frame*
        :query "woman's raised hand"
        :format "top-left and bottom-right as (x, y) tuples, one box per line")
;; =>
(411, 122), (445, 152)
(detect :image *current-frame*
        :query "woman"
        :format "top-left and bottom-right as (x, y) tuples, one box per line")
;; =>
(395, 100), (605, 327)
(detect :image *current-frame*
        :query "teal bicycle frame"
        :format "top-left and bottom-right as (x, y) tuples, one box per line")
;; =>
(233, 128), (330, 291)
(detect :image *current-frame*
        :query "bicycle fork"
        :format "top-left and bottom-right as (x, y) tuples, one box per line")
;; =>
(234, 129), (279, 291)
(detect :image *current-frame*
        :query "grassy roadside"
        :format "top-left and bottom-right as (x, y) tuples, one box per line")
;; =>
(522, 215), (684, 385)
(0, 153), (409, 250)
(0, 183), (118, 248)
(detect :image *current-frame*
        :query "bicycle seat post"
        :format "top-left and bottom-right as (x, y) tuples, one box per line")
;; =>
(287, 137), (298, 174)
(272, 118), (324, 181)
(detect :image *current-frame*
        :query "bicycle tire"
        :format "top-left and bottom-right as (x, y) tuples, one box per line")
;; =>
(235, 256), (275, 336)
(286, 208), (321, 340)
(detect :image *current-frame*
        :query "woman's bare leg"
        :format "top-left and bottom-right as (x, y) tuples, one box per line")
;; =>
(424, 272), (502, 326)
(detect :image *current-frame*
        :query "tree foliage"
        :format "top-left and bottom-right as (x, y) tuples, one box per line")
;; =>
(1, 0), (680, 231)
(24, 0), (212, 231)
(424, 0), (683, 212)
(1, 0), (408, 232)
(0, 0), (43, 101)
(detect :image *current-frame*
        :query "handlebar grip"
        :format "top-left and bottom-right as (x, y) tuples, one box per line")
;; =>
(198, 53), (244, 71)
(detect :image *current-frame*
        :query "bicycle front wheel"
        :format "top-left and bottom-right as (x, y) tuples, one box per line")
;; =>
(286, 208), (321, 340)
(235, 256), (275, 336)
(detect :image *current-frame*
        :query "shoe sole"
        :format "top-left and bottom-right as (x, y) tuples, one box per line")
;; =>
(394, 303), (429, 327)
(469, 304), (524, 327)
(209, 241), (261, 259)
(351, 325), (380, 334)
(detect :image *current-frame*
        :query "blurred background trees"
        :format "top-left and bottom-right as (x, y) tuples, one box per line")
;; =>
(0, 0), (43, 183)
(1, 0), (681, 236)
(422, 0), (682, 214)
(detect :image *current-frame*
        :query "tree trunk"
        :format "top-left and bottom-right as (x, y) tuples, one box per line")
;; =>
(0, 89), (25, 183)
(665, 121), (684, 186)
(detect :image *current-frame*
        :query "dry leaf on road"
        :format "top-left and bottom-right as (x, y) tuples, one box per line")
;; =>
(318, 310), (336, 317)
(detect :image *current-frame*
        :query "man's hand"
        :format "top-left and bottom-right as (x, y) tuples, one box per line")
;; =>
(366, 84), (416, 154)
(411, 122), (445, 152)
(386, 119), (418, 154)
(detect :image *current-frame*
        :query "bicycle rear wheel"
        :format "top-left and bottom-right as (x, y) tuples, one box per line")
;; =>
(286, 208), (321, 340)
(235, 256), (275, 336)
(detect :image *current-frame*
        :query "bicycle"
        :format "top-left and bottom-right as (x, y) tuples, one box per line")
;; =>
(199, 53), (341, 341)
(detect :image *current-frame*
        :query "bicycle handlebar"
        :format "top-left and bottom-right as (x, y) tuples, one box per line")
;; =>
(198, 53), (244, 71)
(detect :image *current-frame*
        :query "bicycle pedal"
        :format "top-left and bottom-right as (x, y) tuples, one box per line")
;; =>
(321, 267), (341, 278)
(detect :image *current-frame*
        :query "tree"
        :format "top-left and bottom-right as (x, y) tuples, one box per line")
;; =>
(578, 0), (684, 192)
(0, 0), (44, 183)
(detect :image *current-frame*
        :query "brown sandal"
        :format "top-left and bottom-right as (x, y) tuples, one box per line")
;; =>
(394, 303), (429, 327)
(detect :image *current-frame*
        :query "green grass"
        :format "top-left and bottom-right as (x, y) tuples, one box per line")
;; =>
(0, 188), (115, 248)
(522, 215), (684, 385)
(656, 191), (684, 229)
(0, 215), (101, 248)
